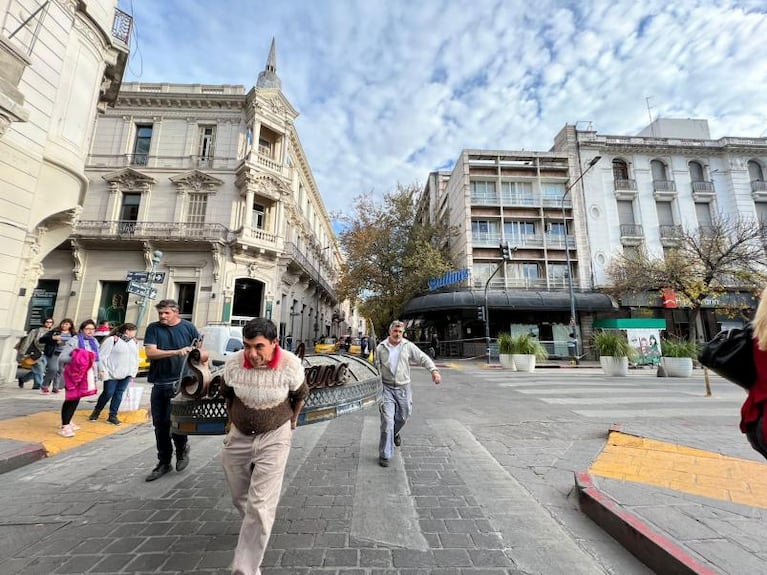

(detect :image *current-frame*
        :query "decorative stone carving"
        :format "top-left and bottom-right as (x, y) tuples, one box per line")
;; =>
(71, 239), (82, 280)
(170, 170), (224, 193)
(248, 263), (259, 278)
(103, 168), (156, 193)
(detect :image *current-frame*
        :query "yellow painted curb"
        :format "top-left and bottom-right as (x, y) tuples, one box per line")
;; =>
(589, 430), (767, 508)
(0, 409), (149, 456)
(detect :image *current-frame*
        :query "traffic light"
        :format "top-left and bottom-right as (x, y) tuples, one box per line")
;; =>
(477, 306), (485, 321)
(500, 241), (511, 261)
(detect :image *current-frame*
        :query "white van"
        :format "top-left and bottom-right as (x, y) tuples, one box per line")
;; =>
(200, 324), (243, 363)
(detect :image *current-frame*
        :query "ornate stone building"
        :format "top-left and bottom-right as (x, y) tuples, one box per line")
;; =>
(40, 41), (355, 346)
(0, 0), (130, 383)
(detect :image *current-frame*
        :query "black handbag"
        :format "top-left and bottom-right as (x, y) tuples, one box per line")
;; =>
(698, 324), (756, 390)
(24, 343), (42, 361)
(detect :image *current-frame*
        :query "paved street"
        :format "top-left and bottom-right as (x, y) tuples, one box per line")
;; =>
(0, 363), (763, 574)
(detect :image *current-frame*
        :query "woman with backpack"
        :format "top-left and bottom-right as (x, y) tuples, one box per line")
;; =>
(58, 319), (105, 438)
(89, 323), (139, 425)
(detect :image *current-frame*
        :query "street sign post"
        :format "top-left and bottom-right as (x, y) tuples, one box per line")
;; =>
(127, 280), (157, 300)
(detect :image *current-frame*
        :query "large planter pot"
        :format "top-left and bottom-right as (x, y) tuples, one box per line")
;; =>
(600, 356), (629, 376)
(662, 357), (693, 377)
(512, 354), (536, 372)
(499, 354), (516, 370)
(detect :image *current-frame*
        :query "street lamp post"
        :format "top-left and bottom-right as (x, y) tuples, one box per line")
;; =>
(561, 156), (601, 356)
(135, 249), (163, 330)
(485, 241), (516, 365)
(314, 245), (331, 344)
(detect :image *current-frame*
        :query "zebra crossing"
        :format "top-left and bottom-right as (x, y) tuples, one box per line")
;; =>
(463, 368), (746, 419)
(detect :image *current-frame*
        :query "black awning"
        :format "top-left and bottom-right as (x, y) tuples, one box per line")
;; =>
(402, 290), (617, 315)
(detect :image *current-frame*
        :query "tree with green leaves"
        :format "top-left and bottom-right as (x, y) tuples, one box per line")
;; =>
(605, 215), (767, 342)
(335, 183), (456, 337)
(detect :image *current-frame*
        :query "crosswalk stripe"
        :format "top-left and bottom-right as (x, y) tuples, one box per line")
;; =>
(540, 396), (742, 405)
(574, 407), (737, 418)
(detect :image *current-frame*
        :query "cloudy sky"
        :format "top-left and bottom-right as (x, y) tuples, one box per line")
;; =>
(119, 0), (767, 216)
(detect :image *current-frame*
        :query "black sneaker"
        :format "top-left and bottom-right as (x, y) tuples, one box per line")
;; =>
(145, 463), (172, 482)
(176, 445), (190, 472)
(394, 433), (401, 447)
(88, 410), (101, 421)
(378, 457), (390, 467)
(106, 415), (120, 425)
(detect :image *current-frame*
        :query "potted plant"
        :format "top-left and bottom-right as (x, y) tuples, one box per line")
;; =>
(497, 333), (516, 370)
(660, 337), (698, 377)
(502, 333), (548, 372)
(593, 330), (634, 376)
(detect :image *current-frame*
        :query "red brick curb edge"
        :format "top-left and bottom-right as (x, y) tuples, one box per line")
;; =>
(574, 471), (720, 575)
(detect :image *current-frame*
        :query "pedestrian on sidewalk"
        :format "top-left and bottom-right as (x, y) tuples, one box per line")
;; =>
(18, 318), (53, 389)
(143, 299), (200, 482)
(374, 320), (441, 467)
(741, 287), (767, 460)
(220, 317), (308, 575)
(58, 320), (105, 438)
(89, 322), (139, 425)
(40, 318), (75, 393)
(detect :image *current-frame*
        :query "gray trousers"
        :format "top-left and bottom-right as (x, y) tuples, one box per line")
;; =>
(379, 384), (412, 460)
(222, 421), (292, 575)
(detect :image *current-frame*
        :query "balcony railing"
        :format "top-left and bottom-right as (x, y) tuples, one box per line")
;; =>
(284, 242), (337, 302)
(659, 225), (683, 239)
(87, 153), (243, 170)
(471, 277), (578, 290)
(74, 220), (229, 242)
(471, 232), (502, 246)
(545, 233), (575, 248)
(691, 181), (714, 194)
(752, 180), (767, 193)
(653, 179), (676, 193)
(614, 179), (637, 190)
(112, 8), (133, 44)
(620, 224), (644, 246)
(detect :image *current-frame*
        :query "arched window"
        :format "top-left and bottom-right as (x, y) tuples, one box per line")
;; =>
(688, 161), (704, 182)
(650, 159), (668, 181)
(612, 159), (629, 180)
(749, 160), (764, 182)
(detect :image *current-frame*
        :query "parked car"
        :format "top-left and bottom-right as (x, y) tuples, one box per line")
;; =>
(199, 324), (244, 362)
(314, 337), (339, 354)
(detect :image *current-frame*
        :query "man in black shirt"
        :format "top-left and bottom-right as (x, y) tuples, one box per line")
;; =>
(143, 299), (200, 481)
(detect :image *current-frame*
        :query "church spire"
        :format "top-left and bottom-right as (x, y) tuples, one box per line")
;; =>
(256, 37), (281, 90)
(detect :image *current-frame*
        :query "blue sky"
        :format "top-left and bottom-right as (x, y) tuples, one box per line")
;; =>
(119, 0), (767, 216)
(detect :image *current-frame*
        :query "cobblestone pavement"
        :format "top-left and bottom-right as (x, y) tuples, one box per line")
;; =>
(1, 364), (763, 574)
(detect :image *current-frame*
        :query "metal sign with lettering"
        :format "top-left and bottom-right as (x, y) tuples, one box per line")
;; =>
(126, 280), (157, 299)
(126, 271), (166, 283)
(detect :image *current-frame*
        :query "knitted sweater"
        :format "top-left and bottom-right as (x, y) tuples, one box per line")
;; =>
(222, 347), (308, 435)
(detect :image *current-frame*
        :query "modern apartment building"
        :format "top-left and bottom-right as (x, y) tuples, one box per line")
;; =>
(552, 119), (767, 339)
(0, 0), (130, 383)
(38, 41), (355, 346)
(409, 149), (613, 357)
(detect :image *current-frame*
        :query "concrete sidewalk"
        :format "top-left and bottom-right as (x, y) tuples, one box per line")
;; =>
(1, 365), (765, 574)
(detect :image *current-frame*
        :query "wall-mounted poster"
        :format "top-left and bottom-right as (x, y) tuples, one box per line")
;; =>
(626, 328), (662, 366)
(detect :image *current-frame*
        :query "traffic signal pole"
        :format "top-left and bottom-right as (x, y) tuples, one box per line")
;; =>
(484, 241), (516, 365)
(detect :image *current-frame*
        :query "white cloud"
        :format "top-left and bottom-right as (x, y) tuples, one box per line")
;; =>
(119, 0), (767, 216)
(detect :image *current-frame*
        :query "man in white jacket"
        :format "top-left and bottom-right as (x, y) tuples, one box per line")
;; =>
(374, 320), (441, 467)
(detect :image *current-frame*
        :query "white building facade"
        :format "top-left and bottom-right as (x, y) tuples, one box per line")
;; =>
(0, 0), (130, 383)
(552, 119), (767, 339)
(40, 43), (353, 347)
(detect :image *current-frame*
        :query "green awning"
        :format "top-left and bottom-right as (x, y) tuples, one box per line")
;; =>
(593, 318), (667, 329)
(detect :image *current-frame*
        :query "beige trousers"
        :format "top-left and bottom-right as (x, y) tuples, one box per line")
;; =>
(222, 420), (292, 575)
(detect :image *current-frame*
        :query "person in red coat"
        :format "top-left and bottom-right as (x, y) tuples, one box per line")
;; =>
(741, 287), (767, 460)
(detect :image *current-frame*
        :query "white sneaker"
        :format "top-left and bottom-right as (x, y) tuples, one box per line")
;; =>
(58, 424), (75, 438)
(70, 423), (81, 431)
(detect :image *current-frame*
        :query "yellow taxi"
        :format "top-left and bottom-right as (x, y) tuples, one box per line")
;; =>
(348, 337), (362, 355)
(138, 345), (149, 376)
(314, 337), (339, 354)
